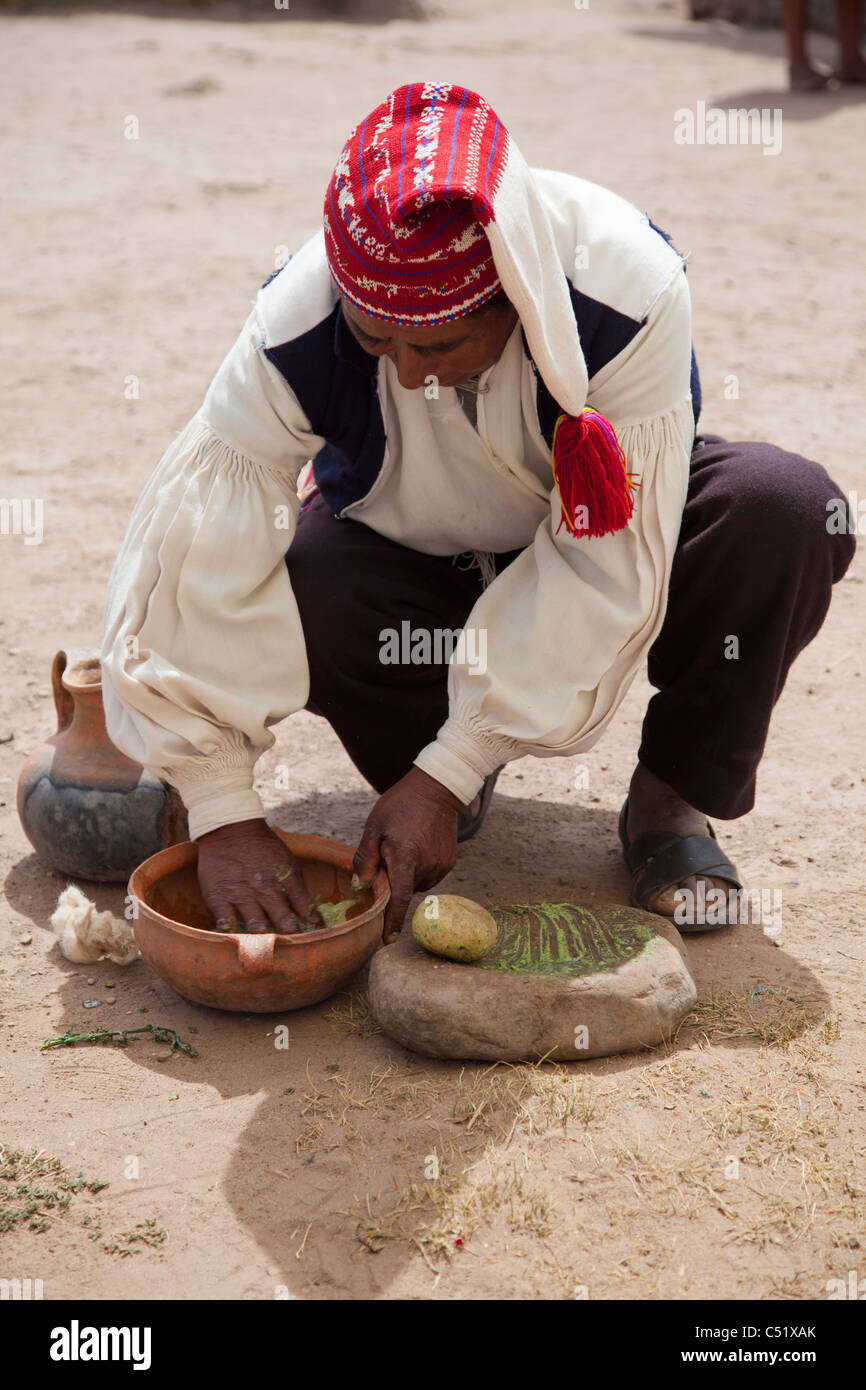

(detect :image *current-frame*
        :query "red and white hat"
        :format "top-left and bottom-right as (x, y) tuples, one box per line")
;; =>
(324, 84), (506, 324)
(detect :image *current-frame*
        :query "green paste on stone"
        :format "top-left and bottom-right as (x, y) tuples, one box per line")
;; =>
(477, 902), (657, 977)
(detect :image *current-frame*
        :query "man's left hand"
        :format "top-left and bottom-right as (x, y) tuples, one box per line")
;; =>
(353, 767), (463, 939)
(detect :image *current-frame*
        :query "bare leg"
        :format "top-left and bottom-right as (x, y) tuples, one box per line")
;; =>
(834, 0), (866, 78)
(782, 0), (833, 86)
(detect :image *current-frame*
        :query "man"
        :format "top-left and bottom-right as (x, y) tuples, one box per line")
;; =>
(102, 83), (854, 938)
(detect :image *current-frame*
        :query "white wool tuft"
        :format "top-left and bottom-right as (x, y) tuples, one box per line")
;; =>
(50, 885), (139, 966)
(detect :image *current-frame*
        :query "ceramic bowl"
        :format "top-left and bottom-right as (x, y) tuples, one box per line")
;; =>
(128, 832), (390, 1013)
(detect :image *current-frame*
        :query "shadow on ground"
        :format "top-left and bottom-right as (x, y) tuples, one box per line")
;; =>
(0, 0), (426, 22)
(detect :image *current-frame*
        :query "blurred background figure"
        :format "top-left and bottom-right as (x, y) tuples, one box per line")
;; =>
(782, 0), (866, 87)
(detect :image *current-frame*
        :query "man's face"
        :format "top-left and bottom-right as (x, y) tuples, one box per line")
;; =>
(341, 296), (518, 392)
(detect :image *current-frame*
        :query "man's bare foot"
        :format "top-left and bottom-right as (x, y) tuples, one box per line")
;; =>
(626, 763), (732, 918)
(789, 60), (833, 89)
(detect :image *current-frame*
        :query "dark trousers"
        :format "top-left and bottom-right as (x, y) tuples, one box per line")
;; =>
(286, 436), (855, 819)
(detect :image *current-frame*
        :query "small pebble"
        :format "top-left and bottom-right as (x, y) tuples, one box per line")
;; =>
(19, 933), (32, 945)
(105, 995), (117, 1005)
(87, 977), (96, 985)
(155, 1050), (173, 1062)
(83, 999), (101, 1008)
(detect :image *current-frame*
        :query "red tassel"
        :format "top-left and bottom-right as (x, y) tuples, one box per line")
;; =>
(551, 408), (638, 539)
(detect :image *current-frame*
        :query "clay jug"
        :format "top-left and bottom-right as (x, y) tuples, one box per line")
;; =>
(17, 649), (188, 882)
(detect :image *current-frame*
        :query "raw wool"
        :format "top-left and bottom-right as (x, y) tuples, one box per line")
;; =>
(50, 885), (139, 966)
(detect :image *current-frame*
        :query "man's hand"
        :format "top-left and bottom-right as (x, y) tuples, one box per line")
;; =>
(353, 767), (463, 939)
(196, 819), (323, 934)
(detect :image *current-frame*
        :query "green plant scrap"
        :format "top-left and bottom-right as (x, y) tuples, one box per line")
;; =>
(40, 1025), (197, 1057)
(101, 1218), (167, 1257)
(0, 1147), (108, 1235)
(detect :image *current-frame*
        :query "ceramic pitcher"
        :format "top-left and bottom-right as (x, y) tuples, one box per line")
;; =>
(17, 649), (188, 881)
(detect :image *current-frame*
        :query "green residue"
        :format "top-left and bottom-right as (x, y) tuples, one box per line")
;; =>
(477, 902), (657, 978)
(312, 884), (366, 929)
(316, 898), (359, 928)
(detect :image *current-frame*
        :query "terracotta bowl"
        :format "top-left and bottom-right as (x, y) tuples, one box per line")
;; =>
(128, 832), (390, 1013)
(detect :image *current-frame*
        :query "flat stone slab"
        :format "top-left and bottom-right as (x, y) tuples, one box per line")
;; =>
(369, 901), (697, 1062)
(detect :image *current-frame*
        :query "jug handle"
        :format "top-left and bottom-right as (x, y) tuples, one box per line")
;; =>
(51, 651), (75, 732)
(235, 933), (276, 976)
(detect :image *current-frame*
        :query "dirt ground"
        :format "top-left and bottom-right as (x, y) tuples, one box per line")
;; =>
(1, 0), (864, 1302)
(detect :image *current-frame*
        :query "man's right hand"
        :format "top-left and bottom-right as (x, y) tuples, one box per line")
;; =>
(196, 818), (323, 934)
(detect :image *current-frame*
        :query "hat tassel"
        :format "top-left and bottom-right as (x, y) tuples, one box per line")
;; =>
(552, 408), (638, 540)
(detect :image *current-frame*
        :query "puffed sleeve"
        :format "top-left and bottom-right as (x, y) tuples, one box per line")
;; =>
(101, 305), (322, 838)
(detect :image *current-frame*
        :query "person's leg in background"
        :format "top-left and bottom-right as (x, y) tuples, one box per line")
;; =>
(782, 0), (831, 87)
(833, 0), (866, 80)
(781, 0), (866, 88)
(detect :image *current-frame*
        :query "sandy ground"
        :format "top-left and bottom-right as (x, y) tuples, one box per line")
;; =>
(1, 0), (864, 1303)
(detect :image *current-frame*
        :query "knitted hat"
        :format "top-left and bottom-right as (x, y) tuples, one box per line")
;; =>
(323, 82), (636, 539)
(323, 85), (504, 324)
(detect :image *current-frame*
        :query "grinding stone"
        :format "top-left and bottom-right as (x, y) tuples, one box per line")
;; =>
(369, 901), (697, 1062)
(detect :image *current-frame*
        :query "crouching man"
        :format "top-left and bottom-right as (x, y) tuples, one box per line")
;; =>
(102, 83), (854, 937)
